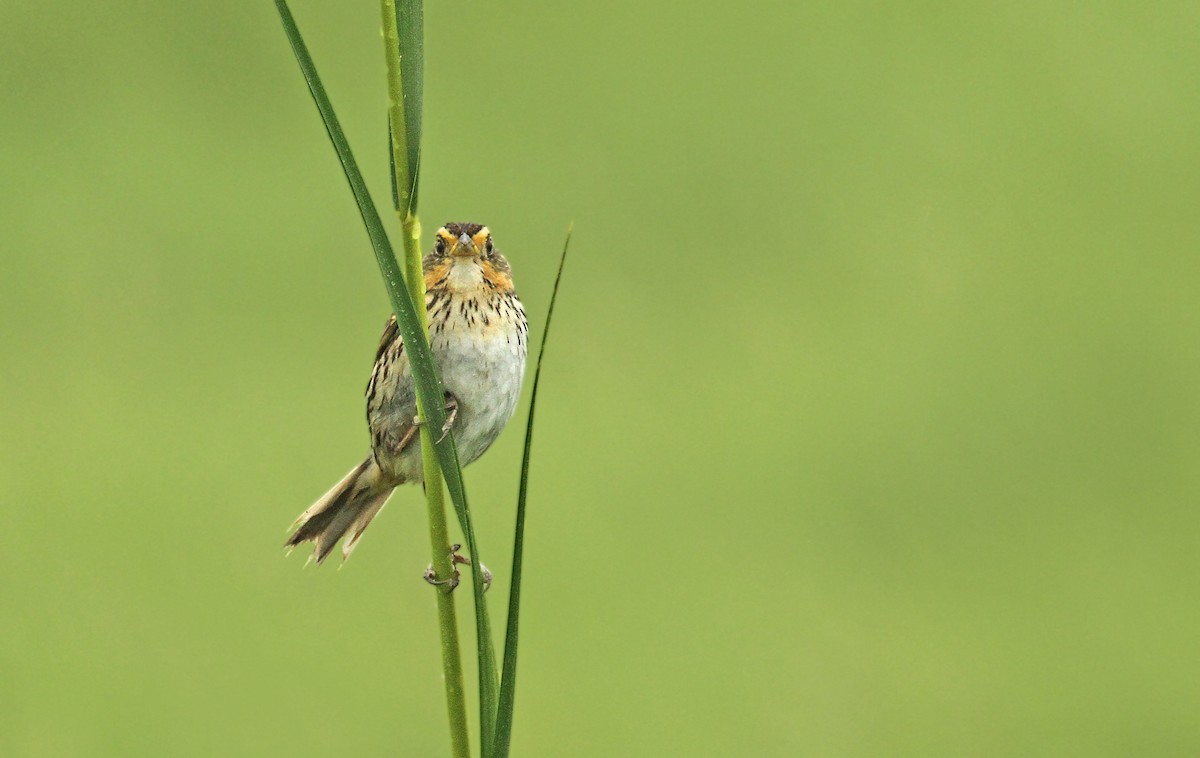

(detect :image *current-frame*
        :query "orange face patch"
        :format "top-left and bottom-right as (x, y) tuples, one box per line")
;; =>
(481, 258), (513, 291)
(423, 258), (452, 290)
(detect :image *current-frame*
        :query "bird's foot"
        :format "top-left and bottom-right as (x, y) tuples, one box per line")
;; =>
(411, 395), (459, 444)
(423, 543), (491, 593)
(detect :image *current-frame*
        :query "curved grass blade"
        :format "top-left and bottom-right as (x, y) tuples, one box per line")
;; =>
(492, 226), (573, 757)
(273, 0), (446, 448)
(276, 0), (471, 549)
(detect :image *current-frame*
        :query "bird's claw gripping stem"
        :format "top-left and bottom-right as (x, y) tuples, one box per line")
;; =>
(423, 543), (492, 593)
(412, 395), (458, 444)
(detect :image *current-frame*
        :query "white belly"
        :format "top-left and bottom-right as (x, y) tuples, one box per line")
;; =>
(434, 328), (527, 466)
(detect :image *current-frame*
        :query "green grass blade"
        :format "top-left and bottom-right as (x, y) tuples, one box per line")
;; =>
(383, 0), (422, 218)
(426, 422), (501, 755)
(449, 452), (501, 758)
(388, 119), (399, 211)
(272, 0), (446, 442)
(393, 0), (422, 213)
(492, 227), (573, 757)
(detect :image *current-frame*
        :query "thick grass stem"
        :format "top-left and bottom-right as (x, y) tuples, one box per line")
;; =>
(381, 3), (470, 757)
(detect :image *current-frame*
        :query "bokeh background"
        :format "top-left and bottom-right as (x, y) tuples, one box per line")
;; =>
(3, 1), (1198, 755)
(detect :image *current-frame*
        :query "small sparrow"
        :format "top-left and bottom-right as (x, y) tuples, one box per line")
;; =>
(286, 223), (528, 564)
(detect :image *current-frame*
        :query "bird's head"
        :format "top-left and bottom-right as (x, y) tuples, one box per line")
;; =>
(425, 222), (513, 292)
(435, 222), (492, 260)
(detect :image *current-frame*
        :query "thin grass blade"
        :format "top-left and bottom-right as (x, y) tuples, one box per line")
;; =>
(492, 226), (573, 757)
(275, 0), (473, 568)
(273, 0), (448, 442)
(393, 0), (422, 214)
(383, 0), (422, 217)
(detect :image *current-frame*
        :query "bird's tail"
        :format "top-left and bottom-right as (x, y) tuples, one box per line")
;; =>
(285, 458), (395, 565)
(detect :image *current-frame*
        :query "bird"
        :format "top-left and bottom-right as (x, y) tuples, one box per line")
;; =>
(286, 222), (528, 565)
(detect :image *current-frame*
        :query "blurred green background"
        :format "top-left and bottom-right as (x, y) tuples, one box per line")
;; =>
(3, 1), (1198, 755)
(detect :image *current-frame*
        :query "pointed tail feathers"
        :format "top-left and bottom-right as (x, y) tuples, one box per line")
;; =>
(286, 458), (394, 565)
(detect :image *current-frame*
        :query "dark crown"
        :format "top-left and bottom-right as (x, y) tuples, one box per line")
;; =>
(442, 222), (485, 238)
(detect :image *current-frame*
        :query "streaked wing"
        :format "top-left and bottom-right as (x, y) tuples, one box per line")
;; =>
(366, 315), (420, 459)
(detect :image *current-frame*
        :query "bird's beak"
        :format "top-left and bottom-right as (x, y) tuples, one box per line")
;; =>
(451, 233), (476, 257)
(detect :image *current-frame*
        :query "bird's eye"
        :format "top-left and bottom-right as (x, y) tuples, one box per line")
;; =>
(435, 237), (447, 254)
(485, 238), (494, 255)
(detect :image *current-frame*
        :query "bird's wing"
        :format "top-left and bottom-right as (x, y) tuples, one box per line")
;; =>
(366, 315), (420, 458)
